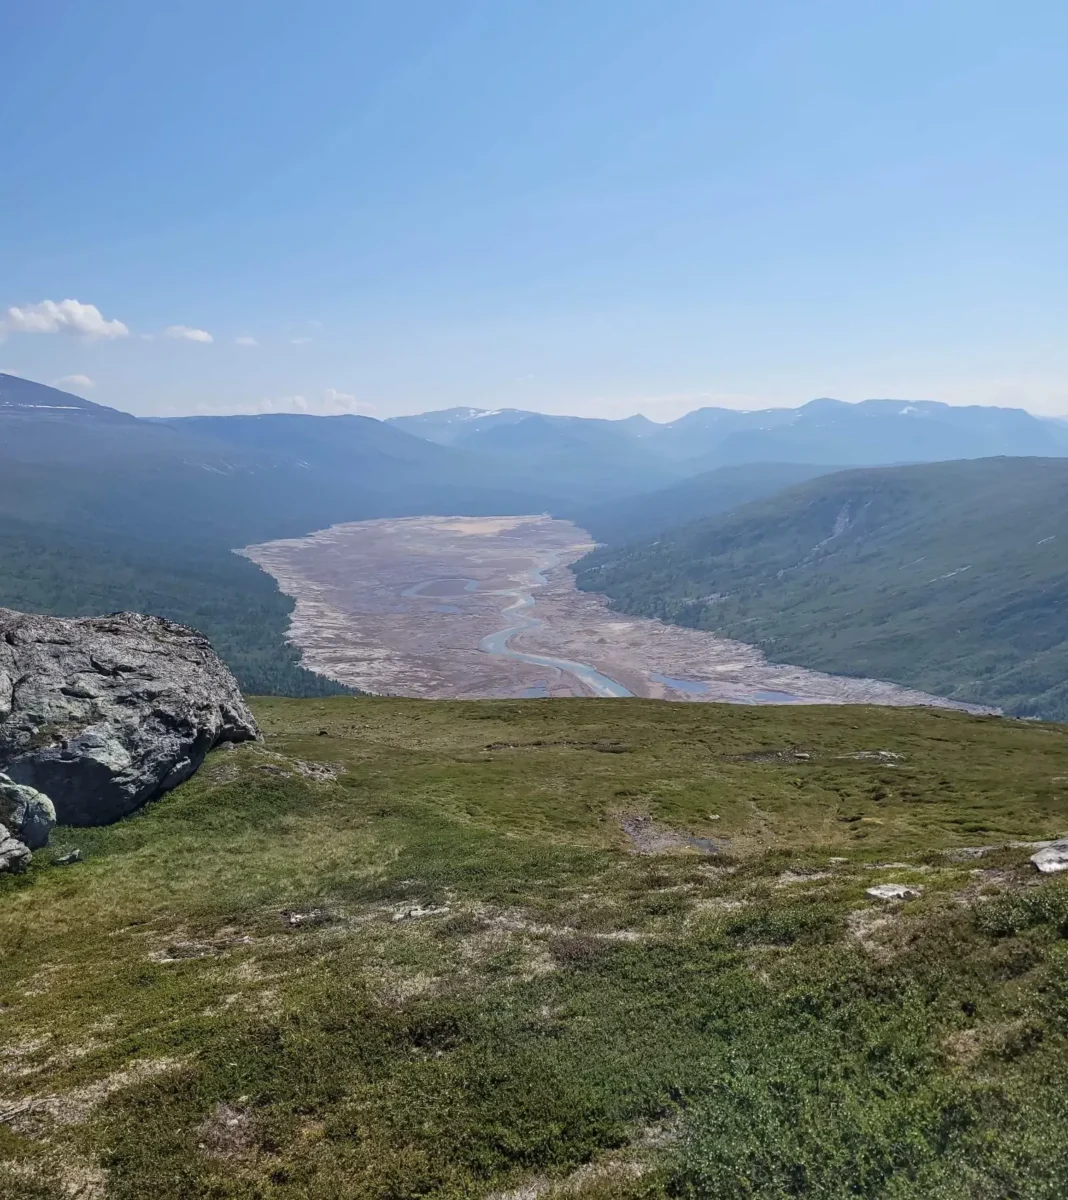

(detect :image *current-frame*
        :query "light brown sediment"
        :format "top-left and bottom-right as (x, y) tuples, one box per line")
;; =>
(240, 515), (991, 711)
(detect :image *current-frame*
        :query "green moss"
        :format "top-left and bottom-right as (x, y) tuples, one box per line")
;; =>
(2, 697), (1068, 1196)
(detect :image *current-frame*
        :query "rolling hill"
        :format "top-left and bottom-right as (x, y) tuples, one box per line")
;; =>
(575, 457), (1068, 718)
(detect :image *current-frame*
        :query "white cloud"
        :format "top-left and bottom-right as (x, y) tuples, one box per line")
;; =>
(2, 299), (128, 340)
(165, 325), (213, 344)
(321, 387), (377, 415)
(235, 335), (258, 346)
(289, 336), (312, 345)
(54, 374), (95, 389)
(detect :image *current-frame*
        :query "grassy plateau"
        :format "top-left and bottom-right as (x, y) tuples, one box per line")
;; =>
(3, 697), (1068, 1198)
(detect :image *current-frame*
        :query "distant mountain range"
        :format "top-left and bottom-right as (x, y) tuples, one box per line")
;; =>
(0, 374), (556, 544)
(391, 397), (1068, 471)
(7, 375), (1065, 537)
(575, 457), (1068, 720)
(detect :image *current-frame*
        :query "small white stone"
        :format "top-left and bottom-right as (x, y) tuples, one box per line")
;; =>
(866, 883), (922, 901)
(1031, 840), (1068, 874)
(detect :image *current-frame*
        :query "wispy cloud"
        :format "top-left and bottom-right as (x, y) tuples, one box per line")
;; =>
(235, 335), (258, 347)
(2, 299), (128, 340)
(54, 374), (95, 390)
(321, 387), (377, 415)
(289, 336), (312, 345)
(165, 325), (213, 344)
(196, 388), (377, 417)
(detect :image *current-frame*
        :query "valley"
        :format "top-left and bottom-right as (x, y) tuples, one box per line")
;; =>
(242, 514), (989, 710)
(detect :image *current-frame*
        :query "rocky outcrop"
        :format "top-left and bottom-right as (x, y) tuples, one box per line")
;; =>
(0, 773), (56, 873)
(0, 829), (31, 872)
(0, 609), (258, 826)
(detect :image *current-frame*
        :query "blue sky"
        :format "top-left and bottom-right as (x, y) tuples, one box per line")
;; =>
(2, 0), (1067, 419)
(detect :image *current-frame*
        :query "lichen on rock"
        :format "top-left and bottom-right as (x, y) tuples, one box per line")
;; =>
(0, 772), (56, 872)
(0, 608), (258, 826)
(0, 772), (56, 849)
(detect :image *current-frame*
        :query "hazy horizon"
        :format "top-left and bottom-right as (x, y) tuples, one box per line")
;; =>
(7, 370), (1068, 426)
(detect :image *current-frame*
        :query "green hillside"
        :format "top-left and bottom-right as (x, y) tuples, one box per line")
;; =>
(0, 521), (348, 697)
(3, 697), (1068, 1198)
(572, 462), (840, 547)
(575, 458), (1068, 719)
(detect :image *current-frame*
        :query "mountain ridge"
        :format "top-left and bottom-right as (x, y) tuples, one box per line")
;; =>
(390, 394), (1068, 470)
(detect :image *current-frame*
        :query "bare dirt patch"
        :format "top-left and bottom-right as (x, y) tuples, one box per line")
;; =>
(487, 1158), (649, 1200)
(292, 759), (343, 782)
(619, 815), (723, 856)
(197, 1102), (256, 1162)
(846, 908), (901, 959)
(2, 1057), (183, 1133)
(0, 1154), (108, 1200)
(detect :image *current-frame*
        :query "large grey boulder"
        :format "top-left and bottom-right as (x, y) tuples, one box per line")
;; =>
(0, 773), (56, 849)
(0, 609), (258, 826)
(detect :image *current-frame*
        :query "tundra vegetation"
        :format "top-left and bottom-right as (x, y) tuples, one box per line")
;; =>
(2, 698), (1068, 1198)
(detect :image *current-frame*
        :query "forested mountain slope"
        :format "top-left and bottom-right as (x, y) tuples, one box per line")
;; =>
(573, 462), (840, 546)
(0, 377), (555, 547)
(575, 457), (1068, 718)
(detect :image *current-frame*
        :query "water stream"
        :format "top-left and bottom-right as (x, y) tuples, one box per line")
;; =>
(409, 561), (842, 705)
(476, 556), (633, 698)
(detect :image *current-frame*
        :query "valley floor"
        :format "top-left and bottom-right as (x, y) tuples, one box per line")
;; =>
(2, 697), (1068, 1198)
(242, 515), (987, 711)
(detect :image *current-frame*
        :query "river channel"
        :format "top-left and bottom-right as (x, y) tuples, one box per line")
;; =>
(476, 554), (633, 698)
